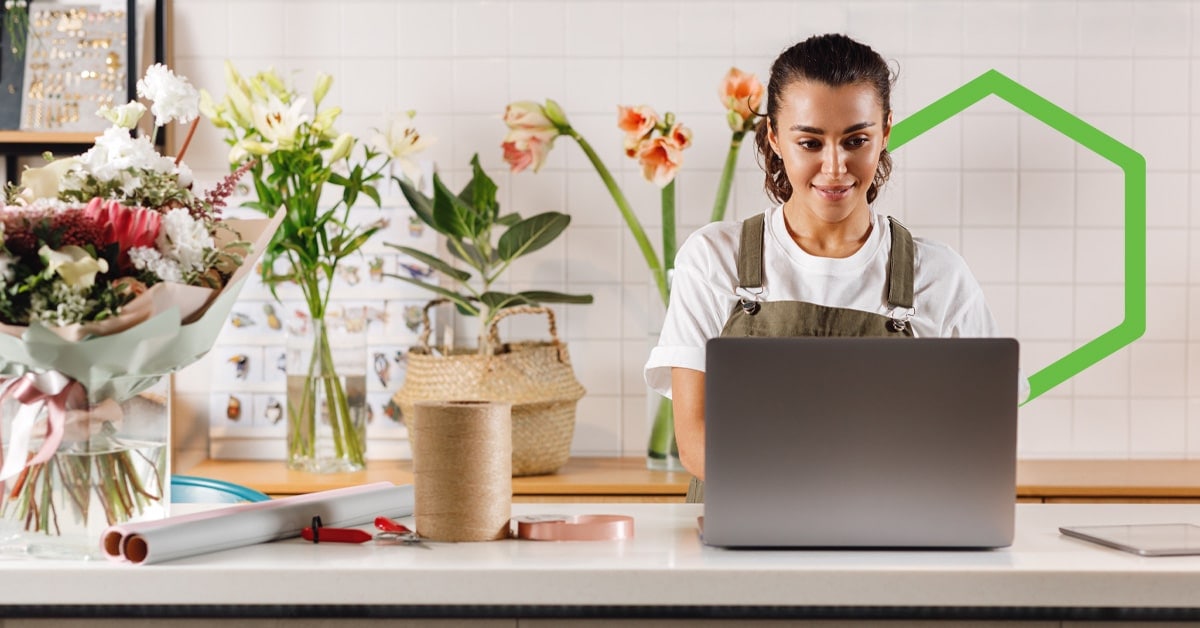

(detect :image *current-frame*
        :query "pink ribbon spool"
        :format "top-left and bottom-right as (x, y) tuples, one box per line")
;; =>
(513, 514), (635, 541)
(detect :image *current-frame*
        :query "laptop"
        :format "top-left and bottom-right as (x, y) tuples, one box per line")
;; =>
(702, 336), (1019, 549)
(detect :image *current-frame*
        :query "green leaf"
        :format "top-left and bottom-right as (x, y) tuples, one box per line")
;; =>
(517, 290), (595, 305)
(480, 291), (533, 310)
(431, 172), (473, 239)
(385, 243), (472, 281)
(496, 212), (570, 261)
(495, 212), (522, 227)
(395, 176), (435, 228)
(446, 239), (491, 270)
(384, 275), (480, 317)
(459, 154), (500, 228)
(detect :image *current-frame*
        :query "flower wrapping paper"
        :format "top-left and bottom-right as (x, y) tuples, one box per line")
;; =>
(0, 213), (284, 403)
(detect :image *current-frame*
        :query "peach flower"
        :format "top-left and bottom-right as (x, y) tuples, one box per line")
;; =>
(617, 105), (659, 142)
(666, 122), (693, 150)
(719, 67), (764, 129)
(636, 136), (685, 188)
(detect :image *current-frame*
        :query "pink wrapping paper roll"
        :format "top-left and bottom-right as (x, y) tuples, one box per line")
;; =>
(101, 481), (413, 565)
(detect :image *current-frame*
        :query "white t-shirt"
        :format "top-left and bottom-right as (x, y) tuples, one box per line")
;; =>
(644, 205), (1007, 398)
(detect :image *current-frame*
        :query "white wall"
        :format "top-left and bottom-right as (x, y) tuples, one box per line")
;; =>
(171, 0), (1200, 462)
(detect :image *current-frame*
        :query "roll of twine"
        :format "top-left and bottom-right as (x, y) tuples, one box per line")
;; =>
(411, 400), (512, 542)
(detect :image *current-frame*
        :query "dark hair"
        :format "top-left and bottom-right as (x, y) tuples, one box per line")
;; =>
(754, 33), (896, 204)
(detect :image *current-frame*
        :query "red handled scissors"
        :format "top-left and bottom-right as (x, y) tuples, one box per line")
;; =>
(374, 516), (431, 548)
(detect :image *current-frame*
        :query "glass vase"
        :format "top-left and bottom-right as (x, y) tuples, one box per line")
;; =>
(286, 316), (368, 473)
(0, 376), (170, 560)
(647, 271), (683, 471)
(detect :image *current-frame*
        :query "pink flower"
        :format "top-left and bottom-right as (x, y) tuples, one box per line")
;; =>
(83, 198), (162, 269)
(636, 136), (685, 188)
(501, 128), (558, 173)
(719, 67), (764, 128)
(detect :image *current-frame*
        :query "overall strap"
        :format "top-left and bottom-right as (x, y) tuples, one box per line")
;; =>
(737, 212), (766, 290)
(886, 216), (915, 309)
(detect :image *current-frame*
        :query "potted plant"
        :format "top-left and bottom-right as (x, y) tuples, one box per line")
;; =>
(388, 155), (593, 476)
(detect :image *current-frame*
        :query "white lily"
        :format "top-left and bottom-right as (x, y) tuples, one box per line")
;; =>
(374, 111), (435, 181)
(252, 96), (308, 151)
(19, 157), (80, 200)
(39, 245), (109, 289)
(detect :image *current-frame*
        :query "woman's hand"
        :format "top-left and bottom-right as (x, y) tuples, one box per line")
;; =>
(671, 367), (706, 480)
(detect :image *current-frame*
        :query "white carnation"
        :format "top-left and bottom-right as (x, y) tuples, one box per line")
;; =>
(157, 208), (213, 274)
(137, 63), (200, 126)
(76, 127), (178, 182)
(129, 246), (183, 283)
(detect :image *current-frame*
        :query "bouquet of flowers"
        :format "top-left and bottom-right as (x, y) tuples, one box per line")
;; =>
(0, 64), (280, 556)
(500, 67), (764, 470)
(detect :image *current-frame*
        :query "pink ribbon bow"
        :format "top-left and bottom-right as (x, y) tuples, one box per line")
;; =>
(0, 372), (86, 483)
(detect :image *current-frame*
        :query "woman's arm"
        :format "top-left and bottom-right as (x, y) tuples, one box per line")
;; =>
(671, 367), (706, 480)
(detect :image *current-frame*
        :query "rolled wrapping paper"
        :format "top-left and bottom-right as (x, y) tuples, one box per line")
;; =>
(412, 400), (512, 542)
(101, 482), (413, 565)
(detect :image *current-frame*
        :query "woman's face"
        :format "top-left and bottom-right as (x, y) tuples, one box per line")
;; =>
(767, 80), (890, 226)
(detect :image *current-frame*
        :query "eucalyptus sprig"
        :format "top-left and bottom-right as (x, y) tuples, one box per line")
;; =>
(388, 154), (592, 354)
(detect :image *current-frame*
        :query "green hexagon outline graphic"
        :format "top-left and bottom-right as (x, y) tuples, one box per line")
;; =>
(888, 69), (1146, 404)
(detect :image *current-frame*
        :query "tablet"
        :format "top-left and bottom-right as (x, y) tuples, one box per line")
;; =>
(1060, 523), (1200, 556)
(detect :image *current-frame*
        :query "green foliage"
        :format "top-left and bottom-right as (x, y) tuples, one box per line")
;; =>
(387, 154), (592, 347)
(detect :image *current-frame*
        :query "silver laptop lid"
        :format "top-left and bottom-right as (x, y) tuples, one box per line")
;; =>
(702, 337), (1019, 549)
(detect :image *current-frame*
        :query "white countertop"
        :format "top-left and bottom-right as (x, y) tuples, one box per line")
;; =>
(3, 503), (1200, 611)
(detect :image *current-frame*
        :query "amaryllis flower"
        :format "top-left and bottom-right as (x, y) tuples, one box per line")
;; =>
(617, 105), (659, 142)
(719, 67), (764, 131)
(666, 122), (693, 150)
(501, 128), (557, 173)
(636, 136), (686, 188)
(83, 198), (162, 269)
(503, 101), (557, 132)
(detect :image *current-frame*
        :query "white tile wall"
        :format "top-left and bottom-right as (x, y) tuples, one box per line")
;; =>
(172, 0), (1200, 462)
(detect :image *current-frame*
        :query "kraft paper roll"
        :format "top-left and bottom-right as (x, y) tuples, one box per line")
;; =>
(412, 400), (512, 542)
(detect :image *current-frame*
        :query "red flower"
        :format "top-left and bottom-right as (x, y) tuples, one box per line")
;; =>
(84, 198), (162, 269)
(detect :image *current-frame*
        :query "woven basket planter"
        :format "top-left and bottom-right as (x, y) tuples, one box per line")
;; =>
(392, 303), (585, 476)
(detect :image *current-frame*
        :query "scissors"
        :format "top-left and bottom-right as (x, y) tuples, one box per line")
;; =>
(373, 516), (431, 548)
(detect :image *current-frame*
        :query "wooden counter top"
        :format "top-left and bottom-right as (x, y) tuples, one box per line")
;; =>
(182, 457), (1200, 502)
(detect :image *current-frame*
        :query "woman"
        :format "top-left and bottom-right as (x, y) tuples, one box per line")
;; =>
(644, 34), (1018, 502)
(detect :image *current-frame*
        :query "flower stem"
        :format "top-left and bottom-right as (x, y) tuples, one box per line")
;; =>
(565, 128), (669, 305)
(710, 131), (745, 223)
(661, 181), (675, 274)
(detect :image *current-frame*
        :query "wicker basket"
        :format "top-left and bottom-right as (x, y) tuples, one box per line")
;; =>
(391, 301), (585, 476)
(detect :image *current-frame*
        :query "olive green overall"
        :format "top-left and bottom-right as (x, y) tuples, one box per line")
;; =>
(685, 213), (917, 503)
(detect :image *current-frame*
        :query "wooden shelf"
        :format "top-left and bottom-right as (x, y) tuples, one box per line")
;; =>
(184, 458), (1200, 504)
(0, 130), (99, 144)
(184, 456), (692, 502)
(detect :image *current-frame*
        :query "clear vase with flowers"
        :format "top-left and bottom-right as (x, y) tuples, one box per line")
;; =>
(201, 63), (430, 472)
(0, 64), (273, 557)
(501, 67), (764, 470)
